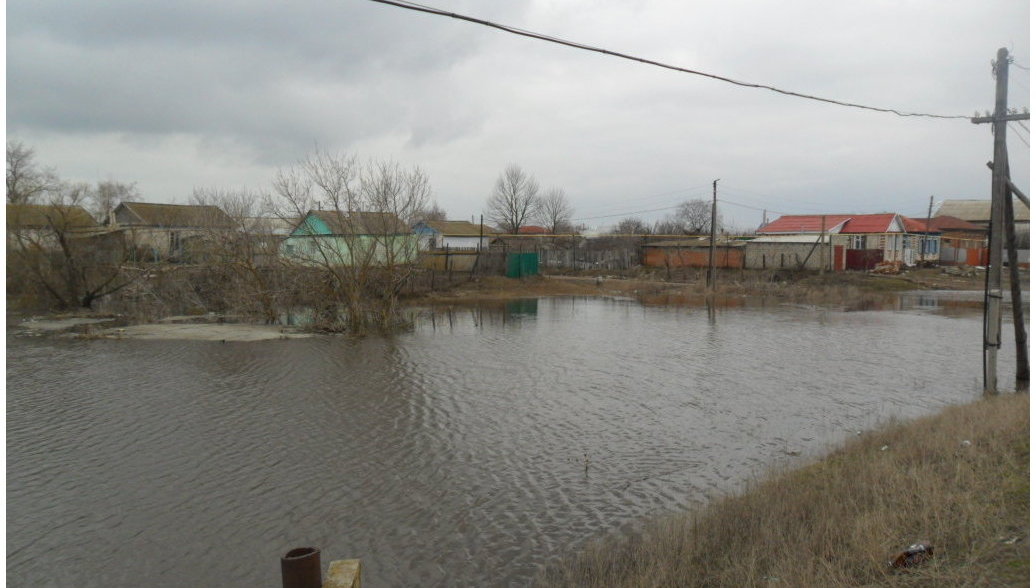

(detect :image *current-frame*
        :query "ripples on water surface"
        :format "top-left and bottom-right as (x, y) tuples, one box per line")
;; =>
(7, 294), (1017, 587)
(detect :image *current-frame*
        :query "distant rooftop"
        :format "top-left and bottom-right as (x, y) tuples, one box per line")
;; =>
(935, 199), (1029, 223)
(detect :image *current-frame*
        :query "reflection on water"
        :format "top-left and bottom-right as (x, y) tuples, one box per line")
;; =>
(6, 294), (1021, 587)
(506, 298), (539, 317)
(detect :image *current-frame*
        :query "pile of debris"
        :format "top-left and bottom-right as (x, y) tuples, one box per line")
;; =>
(870, 261), (903, 275)
(942, 265), (979, 277)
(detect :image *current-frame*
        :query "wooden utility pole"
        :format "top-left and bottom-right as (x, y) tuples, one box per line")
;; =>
(971, 48), (1026, 394)
(707, 179), (719, 289)
(819, 215), (827, 274)
(982, 158), (1030, 390)
(1002, 167), (1030, 391)
(923, 196), (934, 265)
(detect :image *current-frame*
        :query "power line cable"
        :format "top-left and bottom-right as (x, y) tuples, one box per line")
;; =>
(1017, 121), (1029, 133)
(573, 203), (684, 222)
(717, 184), (835, 213)
(1013, 62), (1030, 71)
(368, 0), (972, 120)
(588, 184), (713, 214)
(1008, 122), (1030, 147)
(1009, 73), (1029, 92)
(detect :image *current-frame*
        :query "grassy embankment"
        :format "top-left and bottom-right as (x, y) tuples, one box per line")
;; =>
(414, 267), (993, 306)
(537, 393), (1029, 587)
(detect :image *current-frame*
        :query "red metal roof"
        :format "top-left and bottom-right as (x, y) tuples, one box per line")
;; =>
(840, 214), (899, 233)
(517, 225), (549, 234)
(910, 215), (985, 232)
(758, 213), (903, 234)
(901, 217), (934, 232)
(757, 215), (852, 234)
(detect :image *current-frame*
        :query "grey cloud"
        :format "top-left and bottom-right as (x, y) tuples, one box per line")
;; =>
(5, 0), (1028, 228)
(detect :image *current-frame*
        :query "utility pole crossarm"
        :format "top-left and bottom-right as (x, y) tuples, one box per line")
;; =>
(971, 113), (1030, 124)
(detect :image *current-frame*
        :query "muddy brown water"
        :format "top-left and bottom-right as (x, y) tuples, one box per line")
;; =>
(6, 292), (1022, 587)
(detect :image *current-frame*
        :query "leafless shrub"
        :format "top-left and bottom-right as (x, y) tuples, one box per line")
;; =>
(268, 150), (429, 332)
(7, 185), (142, 310)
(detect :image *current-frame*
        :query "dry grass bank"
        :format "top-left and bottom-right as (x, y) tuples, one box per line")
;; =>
(537, 394), (1029, 588)
(407, 270), (926, 308)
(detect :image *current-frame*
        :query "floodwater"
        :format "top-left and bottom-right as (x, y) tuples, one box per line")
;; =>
(6, 292), (1022, 587)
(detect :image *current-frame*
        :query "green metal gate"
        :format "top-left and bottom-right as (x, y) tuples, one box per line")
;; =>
(506, 252), (539, 278)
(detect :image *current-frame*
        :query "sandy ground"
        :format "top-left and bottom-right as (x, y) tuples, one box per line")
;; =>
(100, 323), (314, 341)
(11, 315), (313, 341)
(16, 317), (119, 332)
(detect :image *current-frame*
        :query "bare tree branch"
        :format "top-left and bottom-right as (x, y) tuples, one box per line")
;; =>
(538, 187), (574, 234)
(7, 141), (60, 204)
(486, 164), (541, 233)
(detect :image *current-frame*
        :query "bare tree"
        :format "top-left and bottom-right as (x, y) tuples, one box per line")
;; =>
(415, 201), (447, 223)
(671, 199), (719, 234)
(7, 141), (60, 204)
(90, 179), (140, 222)
(612, 217), (652, 235)
(486, 165), (540, 233)
(8, 181), (140, 309)
(190, 187), (285, 322)
(358, 160), (430, 324)
(653, 217), (684, 235)
(538, 187), (574, 234)
(270, 150), (428, 331)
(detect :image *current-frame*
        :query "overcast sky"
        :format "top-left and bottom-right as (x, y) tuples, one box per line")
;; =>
(7, 0), (1031, 231)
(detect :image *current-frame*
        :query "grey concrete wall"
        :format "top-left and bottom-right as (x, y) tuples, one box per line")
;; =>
(745, 242), (830, 270)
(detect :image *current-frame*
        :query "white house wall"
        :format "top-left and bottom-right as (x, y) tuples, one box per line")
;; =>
(441, 235), (489, 250)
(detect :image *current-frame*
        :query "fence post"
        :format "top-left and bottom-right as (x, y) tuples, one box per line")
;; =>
(446, 244), (452, 284)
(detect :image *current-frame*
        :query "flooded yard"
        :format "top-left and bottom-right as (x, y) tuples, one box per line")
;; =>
(6, 293), (1021, 587)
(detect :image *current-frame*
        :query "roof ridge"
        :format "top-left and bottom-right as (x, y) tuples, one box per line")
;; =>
(127, 201), (221, 208)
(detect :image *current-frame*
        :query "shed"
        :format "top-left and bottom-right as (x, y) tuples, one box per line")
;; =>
(109, 202), (234, 260)
(412, 220), (495, 250)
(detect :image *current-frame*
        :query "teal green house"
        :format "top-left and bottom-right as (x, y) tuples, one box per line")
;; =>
(281, 210), (419, 266)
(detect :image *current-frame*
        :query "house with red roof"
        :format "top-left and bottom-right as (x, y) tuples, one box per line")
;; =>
(517, 225), (549, 235)
(908, 215), (988, 266)
(756, 213), (920, 270)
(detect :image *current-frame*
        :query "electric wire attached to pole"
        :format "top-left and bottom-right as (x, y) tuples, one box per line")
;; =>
(368, 0), (972, 120)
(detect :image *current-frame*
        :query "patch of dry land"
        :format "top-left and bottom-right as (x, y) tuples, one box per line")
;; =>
(101, 323), (313, 341)
(12, 315), (313, 341)
(409, 267), (1006, 307)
